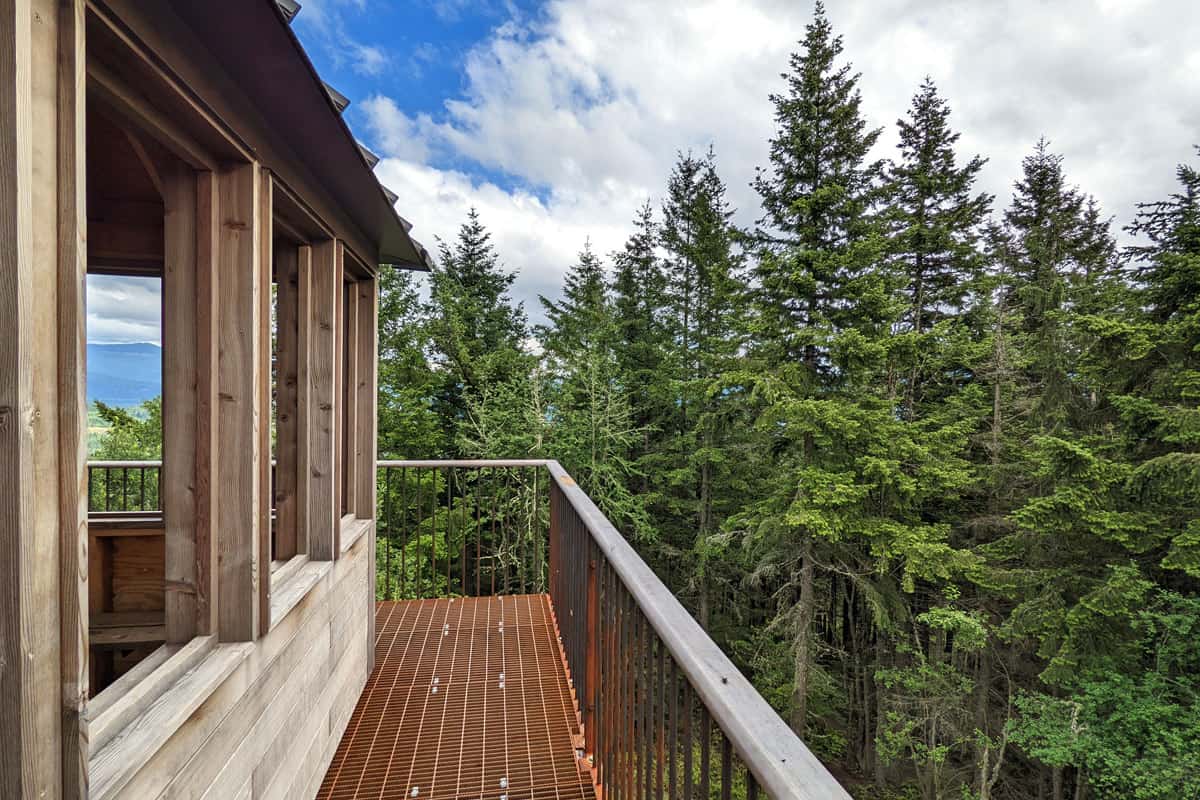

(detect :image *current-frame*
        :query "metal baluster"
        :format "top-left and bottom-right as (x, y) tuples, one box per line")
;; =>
(475, 471), (482, 597)
(683, 680), (694, 800)
(400, 466), (408, 599)
(384, 466), (394, 600)
(415, 467), (423, 597)
(720, 736), (733, 800)
(669, 658), (679, 800)
(657, 643), (665, 800)
(445, 467), (452, 595)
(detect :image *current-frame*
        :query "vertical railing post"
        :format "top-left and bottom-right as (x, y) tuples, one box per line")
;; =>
(585, 553), (598, 757)
(548, 478), (561, 608)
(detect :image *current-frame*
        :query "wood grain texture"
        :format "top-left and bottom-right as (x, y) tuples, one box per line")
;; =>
(94, 535), (371, 800)
(295, 245), (313, 557)
(355, 278), (378, 519)
(163, 160), (199, 645)
(257, 169), (273, 634)
(308, 239), (338, 561)
(216, 162), (261, 642)
(112, 536), (165, 612)
(273, 242), (300, 561)
(56, 0), (88, 795)
(87, 636), (212, 754)
(341, 275), (359, 518)
(20, 1), (67, 794)
(0, 2), (31, 794)
(194, 170), (219, 637)
(85, 58), (218, 171)
(354, 280), (379, 663)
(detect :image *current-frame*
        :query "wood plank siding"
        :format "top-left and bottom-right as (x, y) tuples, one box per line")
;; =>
(2, 1), (407, 797)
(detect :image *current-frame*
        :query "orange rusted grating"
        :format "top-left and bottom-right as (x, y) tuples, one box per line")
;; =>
(317, 595), (596, 800)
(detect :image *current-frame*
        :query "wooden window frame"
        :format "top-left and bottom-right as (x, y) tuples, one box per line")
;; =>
(336, 249), (378, 555)
(80, 11), (275, 790)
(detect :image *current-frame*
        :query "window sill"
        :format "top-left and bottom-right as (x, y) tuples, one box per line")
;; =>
(87, 636), (253, 800)
(340, 516), (372, 554)
(268, 556), (330, 632)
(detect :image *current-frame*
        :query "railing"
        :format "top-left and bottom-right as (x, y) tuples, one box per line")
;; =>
(87, 460), (162, 515)
(378, 460), (850, 800)
(86, 458), (849, 797)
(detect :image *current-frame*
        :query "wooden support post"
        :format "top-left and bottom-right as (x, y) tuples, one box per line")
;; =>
(274, 242), (300, 561)
(308, 239), (339, 560)
(57, 0), (88, 796)
(295, 245), (313, 556)
(1, 0), (84, 794)
(355, 277), (378, 661)
(257, 169), (273, 631)
(194, 170), (219, 637)
(341, 277), (359, 518)
(163, 160), (198, 644)
(215, 161), (263, 642)
(354, 277), (378, 518)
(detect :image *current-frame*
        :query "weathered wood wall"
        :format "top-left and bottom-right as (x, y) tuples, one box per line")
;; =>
(113, 532), (373, 800)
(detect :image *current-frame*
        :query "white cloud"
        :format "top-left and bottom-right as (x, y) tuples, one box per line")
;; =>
(365, 0), (1200, 324)
(87, 275), (162, 344)
(294, 0), (394, 80)
(374, 158), (635, 314)
(349, 42), (390, 76)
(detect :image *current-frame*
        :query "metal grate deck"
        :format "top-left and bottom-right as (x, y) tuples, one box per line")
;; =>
(317, 596), (596, 800)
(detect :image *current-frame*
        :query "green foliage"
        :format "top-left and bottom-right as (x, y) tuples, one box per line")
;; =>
(91, 397), (162, 459)
(364, 12), (1200, 797)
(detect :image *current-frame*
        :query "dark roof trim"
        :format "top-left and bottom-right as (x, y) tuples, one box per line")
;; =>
(357, 141), (380, 168)
(276, 0), (300, 23)
(322, 81), (350, 114)
(261, 0), (431, 269)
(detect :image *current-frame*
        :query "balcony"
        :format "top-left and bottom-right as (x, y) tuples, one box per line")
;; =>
(85, 460), (849, 799)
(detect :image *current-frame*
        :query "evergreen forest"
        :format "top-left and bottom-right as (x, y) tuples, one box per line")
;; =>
(370, 5), (1200, 798)
(79, 4), (1197, 797)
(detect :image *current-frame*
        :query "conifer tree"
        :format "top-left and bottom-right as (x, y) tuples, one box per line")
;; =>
(884, 78), (992, 417)
(738, 2), (904, 743)
(547, 245), (651, 538)
(611, 202), (672, 499)
(427, 208), (529, 450)
(995, 139), (1116, 431)
(539, 240), (611, 359)
(658, 148), (745, 628)
(377, 267), (442, 458)
(751, 0), (886, 368)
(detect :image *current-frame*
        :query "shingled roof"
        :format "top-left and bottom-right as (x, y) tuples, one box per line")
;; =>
(171, 0), (432, 270)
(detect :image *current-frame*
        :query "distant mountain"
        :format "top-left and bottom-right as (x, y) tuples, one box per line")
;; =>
(87, 342), (162, 408)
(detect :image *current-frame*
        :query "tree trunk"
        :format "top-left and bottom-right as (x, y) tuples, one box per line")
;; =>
(973, 650), (992, 795)
(791, 534), (815, 737)
(1053, 766), (1064, 800)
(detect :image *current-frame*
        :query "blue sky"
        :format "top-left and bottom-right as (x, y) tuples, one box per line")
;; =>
(87, 0), (1200, 345)
(294, 0), (547, 196)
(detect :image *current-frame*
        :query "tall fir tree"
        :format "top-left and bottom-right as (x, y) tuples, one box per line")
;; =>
(737, 3), (921, 749)
(884, 77), (992, 418)
(657, 148), (746, 629)
(751, 0), (886, 369)
(538, 244), (651, 538)
(994, 139), (1116, 432)
(427, 208), (529, 452)
(611, 201), (673, 499)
